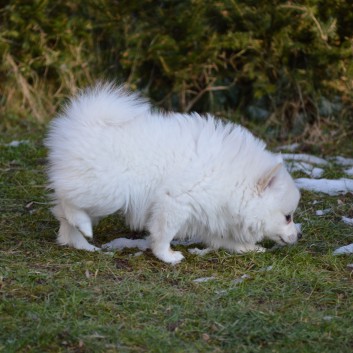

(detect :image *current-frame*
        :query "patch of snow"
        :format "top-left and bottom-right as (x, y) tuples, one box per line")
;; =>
(188, 248), (212, 256)
(103, 237), (204, 252)
(193, 276), (216, 283)
(333, 243), (353, 255)
(315, 208), (331, 216)
(4, 140), (29, 147)
(295, 178), (353, 195)
(232, 274), (251, 285)
(276, 143), (300, 152)
(133, 251), (144, 257)
(215, 290), (228, 295)
(286, 161), (324, 178)
(102, 237), (150, 251)
(342, 217), (353, 226)
(309, 168), (324, 179)
(329, 156), (353, 166)
(345, 166), (353, 176)
(258, 266), (273, 272)
(282, 153), (328, 166)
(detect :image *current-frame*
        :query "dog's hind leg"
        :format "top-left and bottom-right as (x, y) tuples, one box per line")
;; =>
(57, 218), (100, 251)
(52, 204), (99, 251)
(60, 202), (93, 238)
(53, 202), (93, 238)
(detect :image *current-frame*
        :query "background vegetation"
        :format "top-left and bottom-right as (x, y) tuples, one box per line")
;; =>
(1, 0), (353, 140)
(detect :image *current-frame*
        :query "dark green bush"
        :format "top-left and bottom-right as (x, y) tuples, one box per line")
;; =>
(1, 0), (352, 137)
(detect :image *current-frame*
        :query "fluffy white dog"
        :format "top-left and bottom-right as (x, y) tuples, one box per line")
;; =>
(46, 83), (301, 264)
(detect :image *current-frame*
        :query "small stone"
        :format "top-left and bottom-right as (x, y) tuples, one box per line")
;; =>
(202, 333), (210, 342)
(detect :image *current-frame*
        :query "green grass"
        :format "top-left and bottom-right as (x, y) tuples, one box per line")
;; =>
(1, 125), (353, 353)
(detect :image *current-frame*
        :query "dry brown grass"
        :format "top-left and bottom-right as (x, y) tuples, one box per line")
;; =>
(2, 44), (93, 122)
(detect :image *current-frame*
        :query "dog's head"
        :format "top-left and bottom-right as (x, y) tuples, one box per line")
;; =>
(251, 162), (302, 245)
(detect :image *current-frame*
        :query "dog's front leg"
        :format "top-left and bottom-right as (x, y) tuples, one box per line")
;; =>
(147, 196), (189, 264)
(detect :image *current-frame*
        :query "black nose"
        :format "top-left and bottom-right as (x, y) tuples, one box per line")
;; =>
(297, 232), (303, 240)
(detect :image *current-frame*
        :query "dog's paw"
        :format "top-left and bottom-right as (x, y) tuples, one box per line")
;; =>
(155, 249), (184, 264)
(233, 244), (266, 254)
(75, 243), (101, 252)
(253, 245), (266, 253)
(58, 237), (100, 252)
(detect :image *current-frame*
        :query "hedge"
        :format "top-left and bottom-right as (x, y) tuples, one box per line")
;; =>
(1, 0), (352, 137)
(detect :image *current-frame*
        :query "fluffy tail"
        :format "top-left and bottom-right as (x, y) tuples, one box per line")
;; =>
(60, 82), (151, 125)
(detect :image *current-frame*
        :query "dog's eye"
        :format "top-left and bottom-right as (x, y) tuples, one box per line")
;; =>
(285, 214), (292, 223)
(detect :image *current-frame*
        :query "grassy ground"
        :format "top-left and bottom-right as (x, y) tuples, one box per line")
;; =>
(1, 123), (353, 353)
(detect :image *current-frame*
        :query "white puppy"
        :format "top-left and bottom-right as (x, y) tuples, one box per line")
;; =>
(46, 83), (301, 264)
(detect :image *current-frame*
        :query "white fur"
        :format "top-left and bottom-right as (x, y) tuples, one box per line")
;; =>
(45, 83), (301, 263)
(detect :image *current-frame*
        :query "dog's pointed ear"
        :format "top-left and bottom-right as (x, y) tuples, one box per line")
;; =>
(257, 163), (282, 193)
